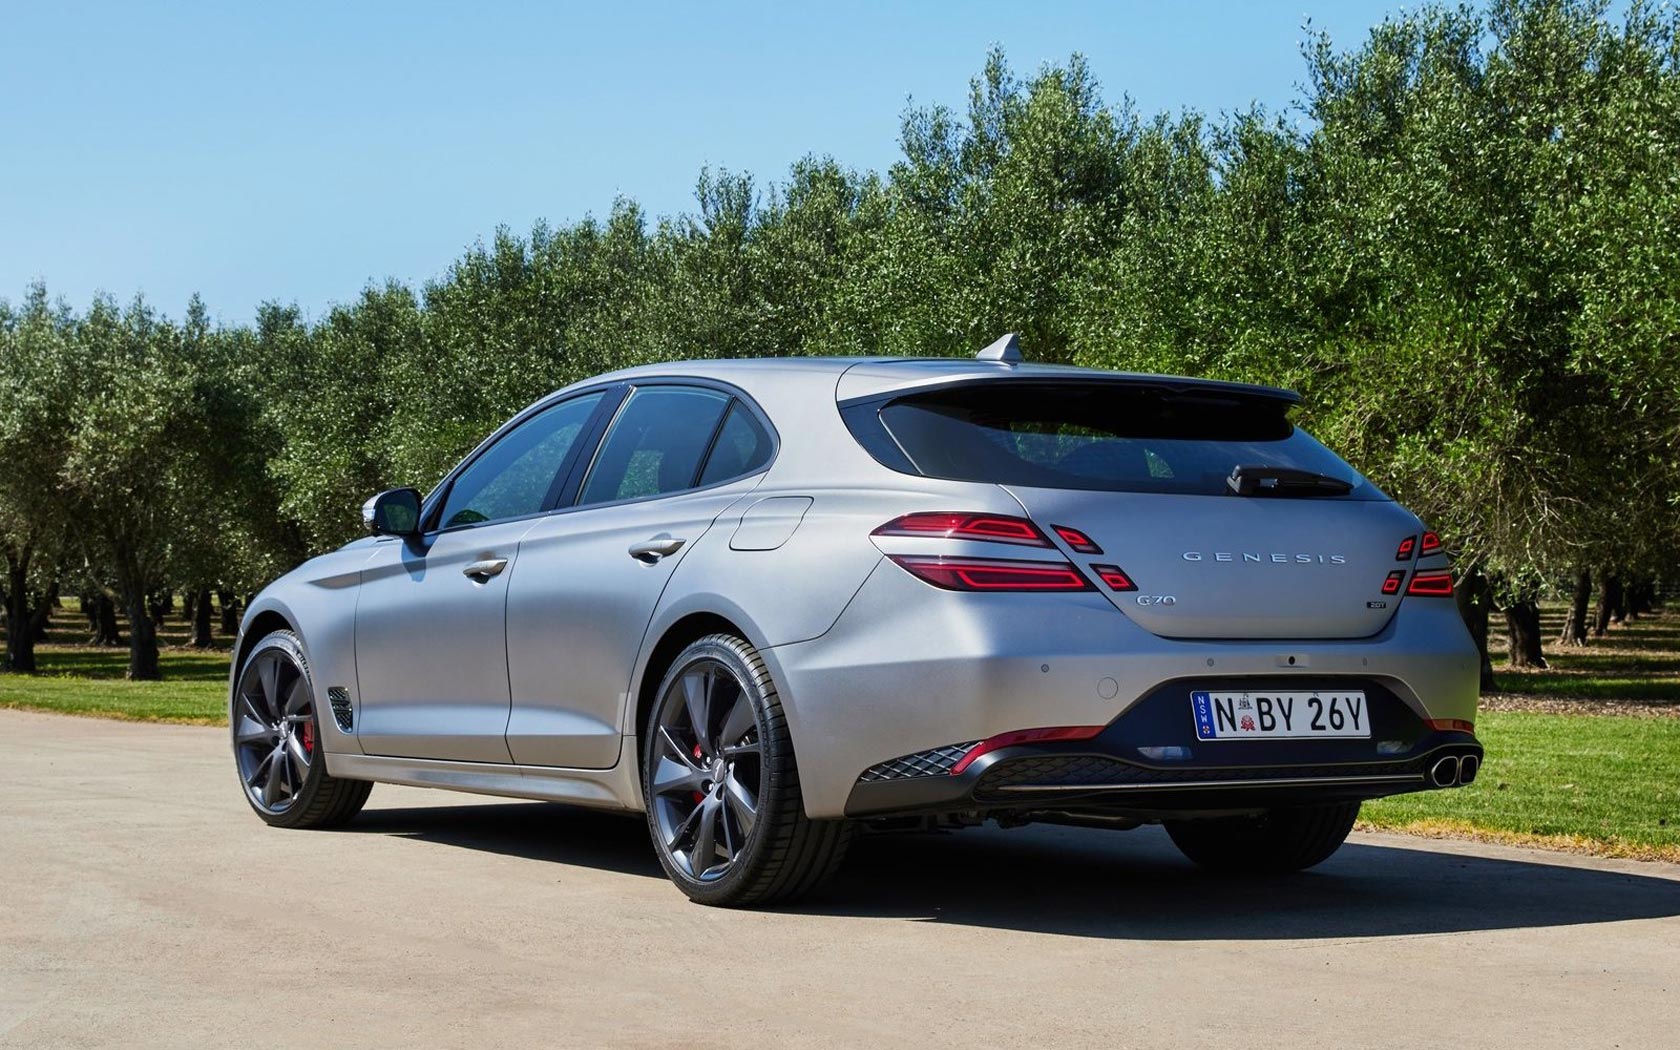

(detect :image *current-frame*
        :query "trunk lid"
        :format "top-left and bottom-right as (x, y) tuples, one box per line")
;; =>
(1005, 485), (1419, 640)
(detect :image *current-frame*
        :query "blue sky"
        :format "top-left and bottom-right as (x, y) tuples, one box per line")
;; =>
(2, 1), (1407, 324)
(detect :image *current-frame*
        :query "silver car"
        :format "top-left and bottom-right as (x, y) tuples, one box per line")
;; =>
(230, 340), (1483, 906)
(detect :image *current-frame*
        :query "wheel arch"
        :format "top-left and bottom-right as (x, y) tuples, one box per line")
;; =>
(234, 608), (296, 677)
(631, 610), (751, 763)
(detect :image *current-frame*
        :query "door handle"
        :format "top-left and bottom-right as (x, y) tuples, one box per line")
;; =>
(462, 557), (509, 580)
(628, 535), (686, 563)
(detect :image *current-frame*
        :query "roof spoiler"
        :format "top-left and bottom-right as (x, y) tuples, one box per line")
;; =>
(976, 333), (1022, 362)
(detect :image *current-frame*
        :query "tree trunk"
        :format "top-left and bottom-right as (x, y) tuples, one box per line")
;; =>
(1592, 574), (1623, 636)
(148, 588), (171, 627)
(1, 547), (36, 672)
(191, 587), (214, 648)
(218, 591), (241, 637)
(1454, 568), (1497, 692)
(3, 550), (37, 673)
(124, 593), (161, 681)
(1504, 600), (1548, 668)
(29, 582), (56, 642)
(94, 592), (122, 647)
(1628, 577), (1655, 617)
(1558, 569), (1591, 647)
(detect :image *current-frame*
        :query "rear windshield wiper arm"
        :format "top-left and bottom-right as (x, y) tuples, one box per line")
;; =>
(1227, 465), (1353, 498)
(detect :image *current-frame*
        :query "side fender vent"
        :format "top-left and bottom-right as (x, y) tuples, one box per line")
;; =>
(327, 687), (354, 732)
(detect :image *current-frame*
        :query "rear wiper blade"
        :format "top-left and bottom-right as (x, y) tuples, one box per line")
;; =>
(1226, 465), (1354, 498)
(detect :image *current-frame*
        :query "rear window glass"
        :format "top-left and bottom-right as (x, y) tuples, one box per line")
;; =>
(874, 383), (1382, 499)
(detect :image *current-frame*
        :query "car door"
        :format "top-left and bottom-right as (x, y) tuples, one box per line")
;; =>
(504, 384), (775, 768)
(353, 391), (607, 762)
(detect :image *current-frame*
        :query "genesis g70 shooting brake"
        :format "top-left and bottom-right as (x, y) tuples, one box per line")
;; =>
(230, 336), (1482, 905)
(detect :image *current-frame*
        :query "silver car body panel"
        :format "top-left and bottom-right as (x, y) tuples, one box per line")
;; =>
(998, 485), (1415, 639)
(504, 479), (760, 768)
(353, 522), (527, 763)
(234, 356), (1480, 820)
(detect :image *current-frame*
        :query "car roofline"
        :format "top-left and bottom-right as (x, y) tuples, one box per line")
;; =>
(569, 356), (1300, 406)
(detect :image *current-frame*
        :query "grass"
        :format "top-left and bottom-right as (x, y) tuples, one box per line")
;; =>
(0, 596), (230, 723)
(4, 594), (1680, 860)
(0, 669), (227, 724)
(1362, 710), (1680, 861)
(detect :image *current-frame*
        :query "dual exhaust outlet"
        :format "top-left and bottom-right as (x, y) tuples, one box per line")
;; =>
(1429, 753), (1480, 788)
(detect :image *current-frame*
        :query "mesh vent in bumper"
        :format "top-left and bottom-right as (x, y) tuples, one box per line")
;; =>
(858, 741), (980, 783)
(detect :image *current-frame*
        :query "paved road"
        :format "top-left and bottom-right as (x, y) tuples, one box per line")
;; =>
(3, 708), (1677, 1049)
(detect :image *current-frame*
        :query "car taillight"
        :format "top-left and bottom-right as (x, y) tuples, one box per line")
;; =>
(1427, 718), (1475, 733)
(1406, 570), (1454, 597)
(1381, 570), (1405, 596)
(1051, 525), (1103, 554)
(873, 512), (1050, 547)
(887, 555), (1093, 592)
(1090, 564), (1138, 592)
(1395, 536), (1416, 560)
(1419, 530), (1443, 557)
(950, 725), (1107, 775)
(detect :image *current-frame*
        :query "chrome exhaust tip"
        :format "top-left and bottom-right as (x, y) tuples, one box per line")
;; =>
(1458, 754), (1480, 785)
(1430, 755), (1461, 788)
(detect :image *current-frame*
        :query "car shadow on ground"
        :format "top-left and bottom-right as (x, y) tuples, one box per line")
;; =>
(345, 800), (1680, 940)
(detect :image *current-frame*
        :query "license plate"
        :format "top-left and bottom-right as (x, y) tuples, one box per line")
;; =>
(1191, 690), (1369, 740)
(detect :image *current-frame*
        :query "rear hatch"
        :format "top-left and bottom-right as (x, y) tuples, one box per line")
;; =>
(845, 374), (1420, 640)
(1003, 486), (1416, 638)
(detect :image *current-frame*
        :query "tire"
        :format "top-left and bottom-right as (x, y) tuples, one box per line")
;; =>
(231, 630), (372, 829)
(641, 633), (852, 906)
(1165, 801), (1360, 874)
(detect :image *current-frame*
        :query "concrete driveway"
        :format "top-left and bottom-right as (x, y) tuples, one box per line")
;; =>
(3, 708), (1676, 1049)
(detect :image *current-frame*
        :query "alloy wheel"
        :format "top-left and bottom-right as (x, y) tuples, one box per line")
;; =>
(233, 648), (316, 813)
(649, 658), (763, 881)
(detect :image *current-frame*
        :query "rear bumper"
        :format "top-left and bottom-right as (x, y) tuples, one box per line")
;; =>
(845, 748), (1481, 818)
(761, 558), (1483, 819)
(844, 674), (1483, 818)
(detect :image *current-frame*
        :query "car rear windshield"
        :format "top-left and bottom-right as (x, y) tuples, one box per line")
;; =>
(870, 382), (1384, 499)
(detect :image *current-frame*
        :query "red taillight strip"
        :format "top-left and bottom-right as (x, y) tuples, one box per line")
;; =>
(1395, 536), (1417, 561)
(873, 512), (1051, 547)
(1381, 570), (1405, 596)
(1419, 531), (1443, 557)
(950, 725), (1107, 775)
(1051, 525), (1103, 554)
(1427, 718), (1475, 733)
(887, 555), (1093, 592)
(1406, 570), (1455, 597)
(1091, 564), (1138, 591)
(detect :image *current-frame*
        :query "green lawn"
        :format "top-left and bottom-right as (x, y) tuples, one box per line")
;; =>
(0, 598), (231, 723)
(1362, 710), (1680, 860)
(0, 669), (227, 723)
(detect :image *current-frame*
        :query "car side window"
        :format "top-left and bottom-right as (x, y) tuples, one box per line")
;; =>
(437, 393), (604, 529)
(577, 386), (730, 506)
(697, 401), (771, 486)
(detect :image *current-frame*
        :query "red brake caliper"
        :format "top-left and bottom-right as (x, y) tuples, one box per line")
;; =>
(301, 720), (315, 754)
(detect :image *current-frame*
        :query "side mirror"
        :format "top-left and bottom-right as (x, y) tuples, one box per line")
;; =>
(363, 488), (422, 537)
